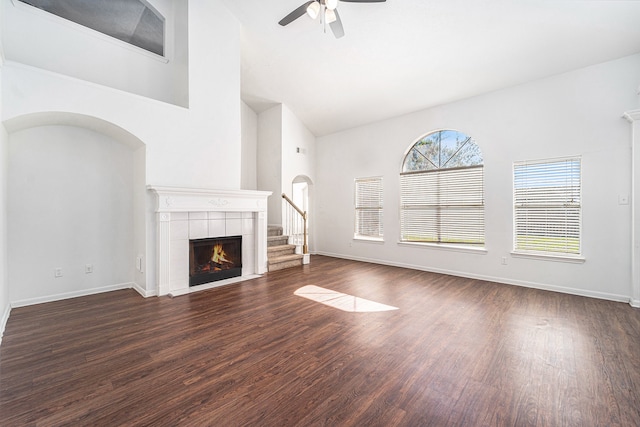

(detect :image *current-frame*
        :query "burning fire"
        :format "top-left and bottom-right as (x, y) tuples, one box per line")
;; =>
(211, 244), (232, 265)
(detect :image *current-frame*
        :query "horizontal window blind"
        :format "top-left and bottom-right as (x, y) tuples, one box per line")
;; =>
(355, 177), (383, 238)
(400, 166), (484, 244)
(514, 157), (581, 255)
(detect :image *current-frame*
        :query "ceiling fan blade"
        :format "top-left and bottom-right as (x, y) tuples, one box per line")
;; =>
(330, 9), (345, 39)
(279, 1), (315, 26)
(339, 0), (386, 2)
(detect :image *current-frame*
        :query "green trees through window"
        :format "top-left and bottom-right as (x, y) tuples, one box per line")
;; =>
(403, 130), (483, 172)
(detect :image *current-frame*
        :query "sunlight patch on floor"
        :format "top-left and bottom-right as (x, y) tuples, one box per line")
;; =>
(294, 285), (399, 313)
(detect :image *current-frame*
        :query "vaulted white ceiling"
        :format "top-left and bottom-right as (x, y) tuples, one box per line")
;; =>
(223, 0), (640, 136)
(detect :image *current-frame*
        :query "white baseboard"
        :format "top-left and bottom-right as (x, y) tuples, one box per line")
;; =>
(132, 282), (157, 298)
(315, 251), (632, 305)
(10, 282), (135, 308)
(630, 298), (640, 308)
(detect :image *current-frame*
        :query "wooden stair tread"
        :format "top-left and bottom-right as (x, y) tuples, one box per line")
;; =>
(267, 226), (283, 237)
(268, 253), (304, 264)
(267, 244), (296, 251)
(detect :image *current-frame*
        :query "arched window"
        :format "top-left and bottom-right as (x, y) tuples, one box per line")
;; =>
(400, 130), (484, 246)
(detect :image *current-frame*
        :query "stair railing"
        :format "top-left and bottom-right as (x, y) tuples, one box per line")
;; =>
(282, 193), (308, 255)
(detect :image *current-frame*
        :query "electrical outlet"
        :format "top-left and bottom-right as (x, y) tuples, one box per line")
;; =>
(54, 268), (63, 278)
(85, 264), (93, 274)
(501, 256), (507, 265)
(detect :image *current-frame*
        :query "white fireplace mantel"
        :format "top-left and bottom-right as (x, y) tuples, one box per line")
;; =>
(148, 186), (272, 296)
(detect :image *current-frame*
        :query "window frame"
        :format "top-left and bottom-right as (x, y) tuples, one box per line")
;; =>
(512, 156), (585, 262)
(399, 130), (485, 249)
(354, 176), (384, 241)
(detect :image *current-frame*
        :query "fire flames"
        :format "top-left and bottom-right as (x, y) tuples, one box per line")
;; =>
(211, 243), (232, 265)
(191, 240), (237, 275)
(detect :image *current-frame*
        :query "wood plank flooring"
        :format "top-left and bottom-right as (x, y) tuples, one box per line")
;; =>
(1, 255), (639, 426)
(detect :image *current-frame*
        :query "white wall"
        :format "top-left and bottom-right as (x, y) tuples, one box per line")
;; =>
(0, 61), (10, 340)
(8, 126), (135, 305)
(132, 145), (147, 295)
(281, 104), (316, 195)
(241, 101), (257, 190)
(0, 123), (7, 338)
(185, 0), (241, 186)
(2, 0), (189, 107)
(171, 0), (190, 107)
(2, 0), (243, 299)
(3, 3), (241, 190)
(256, 104), (317, 228)
(281, 104), (316, 251)
(316, 53), (640, 302)
(257, 105), (283, 225)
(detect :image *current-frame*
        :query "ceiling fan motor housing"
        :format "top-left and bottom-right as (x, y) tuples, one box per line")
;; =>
(278, 0), (386, 38)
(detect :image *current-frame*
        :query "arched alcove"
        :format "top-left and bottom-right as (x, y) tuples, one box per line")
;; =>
(4, 112), (148, 304)
(3, 112), (145, 149)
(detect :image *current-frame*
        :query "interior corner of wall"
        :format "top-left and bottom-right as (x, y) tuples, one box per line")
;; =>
(0, 32), (4, 68)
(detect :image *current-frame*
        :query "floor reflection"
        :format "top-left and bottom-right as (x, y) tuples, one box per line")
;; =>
(294, 285), (399, 313)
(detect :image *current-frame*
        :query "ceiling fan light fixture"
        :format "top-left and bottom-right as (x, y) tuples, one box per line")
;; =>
(326, 0), (338, 10)
(325, 8), (337, 24)
(306, 1), (320, 19)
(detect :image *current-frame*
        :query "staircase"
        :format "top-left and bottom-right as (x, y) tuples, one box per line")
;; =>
(267, 226), (304, 272)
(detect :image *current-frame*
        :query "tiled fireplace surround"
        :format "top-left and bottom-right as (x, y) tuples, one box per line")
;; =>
(148, 187), (272, 296)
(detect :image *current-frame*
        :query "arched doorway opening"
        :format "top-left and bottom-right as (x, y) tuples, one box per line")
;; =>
(291, 175), (313, 257)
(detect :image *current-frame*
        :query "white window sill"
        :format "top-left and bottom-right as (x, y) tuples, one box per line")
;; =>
(353, 236), (385, 244)
(511, 251), (585, 264)
(397, 241), (487, 254)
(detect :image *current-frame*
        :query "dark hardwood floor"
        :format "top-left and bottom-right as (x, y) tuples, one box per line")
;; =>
(1, 255), (639, 426)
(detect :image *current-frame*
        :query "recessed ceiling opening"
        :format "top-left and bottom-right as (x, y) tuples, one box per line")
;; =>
(18, 0), (165, 56)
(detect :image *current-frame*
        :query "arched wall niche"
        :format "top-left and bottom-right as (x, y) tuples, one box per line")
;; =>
(3, 111), (145, 149)
(5, 111), (150, 305)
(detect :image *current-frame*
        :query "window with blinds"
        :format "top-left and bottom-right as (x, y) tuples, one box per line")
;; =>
(401, 166), (484, 244)
(513, 157), (581, 255)
(355, 177), (383, 239)
(400, 130), (484, 246)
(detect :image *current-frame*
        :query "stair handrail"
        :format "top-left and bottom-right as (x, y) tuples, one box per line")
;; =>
(282, 193), (308, 254)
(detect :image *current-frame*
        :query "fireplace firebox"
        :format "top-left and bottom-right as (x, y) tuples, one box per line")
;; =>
(189, 236), (242, 286)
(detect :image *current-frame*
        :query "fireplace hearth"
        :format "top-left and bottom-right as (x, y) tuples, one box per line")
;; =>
(189, 236), (242, 286)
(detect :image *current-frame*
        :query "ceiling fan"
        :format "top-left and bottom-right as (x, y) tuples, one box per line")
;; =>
(278, 0), (386, 39)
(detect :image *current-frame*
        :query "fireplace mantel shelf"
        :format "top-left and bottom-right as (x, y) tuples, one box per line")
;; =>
(148, 186), (272, 214)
